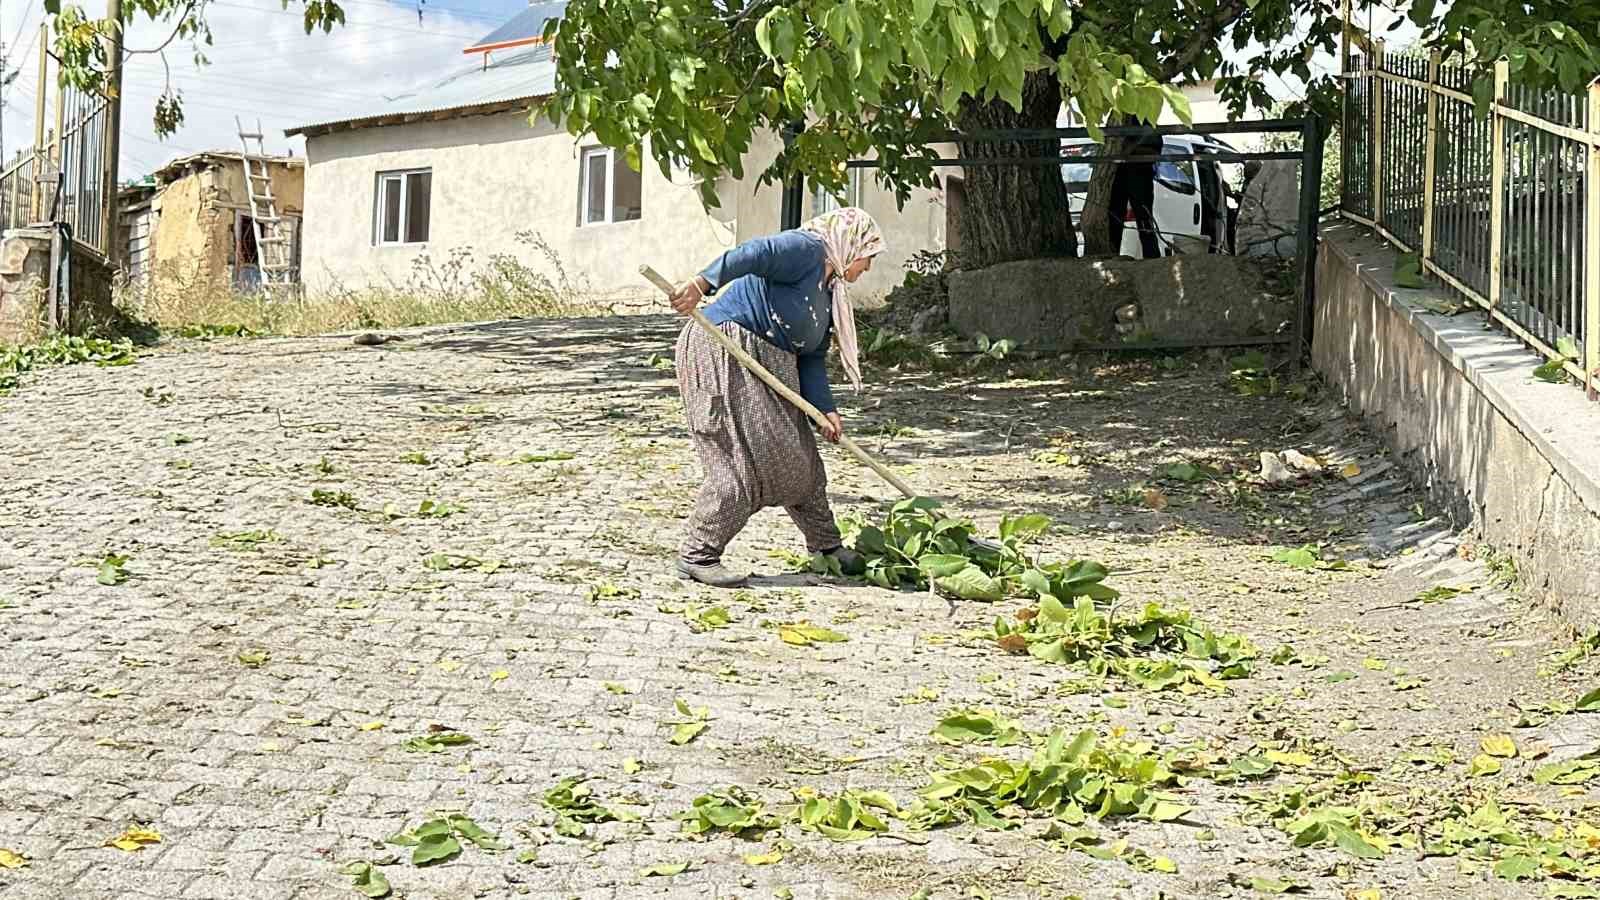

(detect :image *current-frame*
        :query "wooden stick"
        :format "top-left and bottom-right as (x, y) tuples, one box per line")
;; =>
(640, 264), (919, 500)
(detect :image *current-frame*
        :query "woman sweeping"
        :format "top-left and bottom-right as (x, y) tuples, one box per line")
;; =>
(668, 207), (886, 588)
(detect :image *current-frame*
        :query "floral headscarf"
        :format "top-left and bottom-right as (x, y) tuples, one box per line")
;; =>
(800, 206), (886, 392)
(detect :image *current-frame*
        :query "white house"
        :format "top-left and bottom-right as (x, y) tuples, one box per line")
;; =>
(285, 2), (947, 300)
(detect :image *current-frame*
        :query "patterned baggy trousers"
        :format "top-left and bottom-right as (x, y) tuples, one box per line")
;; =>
(676, 321), (842, 565)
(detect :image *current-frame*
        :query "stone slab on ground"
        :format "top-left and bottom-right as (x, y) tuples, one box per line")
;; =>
(947, 255), (1292, 349)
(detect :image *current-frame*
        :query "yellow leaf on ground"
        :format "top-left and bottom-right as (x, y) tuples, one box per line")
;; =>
(1341, 463), (1362, 478)
(0, 848), (27, 868)
(743, 849), (784, 865)
(1469, 754), (1502, 777)
(1265, 750), (1314, 768)
(358, 722), (384, 731)
(490, 669), (509, 682)
(1362, 657), (1388, 670)
(1481, 734), (1518, 758)
(106, 826), (162, 852)
(437, 660), (463, 673)
(1350, 890), (1381, 900)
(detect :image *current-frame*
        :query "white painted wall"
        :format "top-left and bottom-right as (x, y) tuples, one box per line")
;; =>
(729, 130), (951, 301)
(300, 111), (737, 298)
(301, 112), (948, 303)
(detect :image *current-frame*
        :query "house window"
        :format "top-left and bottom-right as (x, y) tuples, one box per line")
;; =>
(374, 169), (431, 245)
(580, 147), (643, 225)
(811, 168), (863, 216)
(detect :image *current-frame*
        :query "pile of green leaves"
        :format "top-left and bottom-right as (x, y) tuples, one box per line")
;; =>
(1252, 782), (1402, 861)
(1, 335), (135, 394)
(850, 497), (1058, 601)
(679, 787), (782, 837)
(386, 814), (507, 866)
(1425, 799), (1600, 886)
(543, 776), (641, 837)
(902, 728), (1190, 832)
(994, 594), (1256, 690)
(794, 789), (899, 841)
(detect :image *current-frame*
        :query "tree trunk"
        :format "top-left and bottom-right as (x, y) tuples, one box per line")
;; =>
(1078, 115), (1137, 258)
(951, 71), (1077, 269)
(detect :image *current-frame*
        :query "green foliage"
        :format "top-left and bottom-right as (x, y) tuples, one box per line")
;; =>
(1421, 1), (1600, 100)
(401, 731), (474, 754)
(337, 861), (391, 898)
(932, 709), (1025, 746)
(994, 592), (1256, 690)
(679, 787), (782, 836)
(1424, 800), (1600, 886)
(795, 789), (898, 841)
(543, 776), (642, 837)
(851, 497), (1056, 600)
(386, 813), (507, 865)
(903, 727), (1189, 832)
(544, 0), (1205, 209)
(0, 335), (135, 394)
(309, 489), (357, 509)
(96, 554), (131, 586)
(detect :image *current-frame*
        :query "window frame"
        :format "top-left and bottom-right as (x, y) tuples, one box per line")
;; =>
(373, 168), (432, 246)
(811, 168), (864, 216)
(579, 146), (645, 227)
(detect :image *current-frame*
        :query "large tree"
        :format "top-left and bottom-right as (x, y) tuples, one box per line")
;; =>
(38, 0), (1599, 266)
(545, 0), (1199, 267)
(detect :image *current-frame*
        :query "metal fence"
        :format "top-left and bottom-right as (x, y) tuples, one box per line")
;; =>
(0, 54), (112, 257)
(56, 89), (112, 255)
(1341, 46), (1599, 387)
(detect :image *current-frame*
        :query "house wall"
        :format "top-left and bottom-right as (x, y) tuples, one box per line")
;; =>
(300, 111), (737, 299)
(147, 159), (305, 288)
(730, 130), (952, 301)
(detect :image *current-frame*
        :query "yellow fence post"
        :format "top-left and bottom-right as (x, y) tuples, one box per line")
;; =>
(31, 23), (47, 221)
(1585, 78), (1600, 391)
(1489, 58), (1509, 309)
(1422, 50), (1441, 261)
(1372, 41), (1386, 227)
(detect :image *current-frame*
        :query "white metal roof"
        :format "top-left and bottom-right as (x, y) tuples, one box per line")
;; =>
(284, 44), (556, 138)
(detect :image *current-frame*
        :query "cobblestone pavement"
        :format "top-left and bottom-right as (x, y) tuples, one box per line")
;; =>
(2, 315), (1597, 900)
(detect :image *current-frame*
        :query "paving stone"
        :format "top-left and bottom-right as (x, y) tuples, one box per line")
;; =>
(0, 315), (1561, 899)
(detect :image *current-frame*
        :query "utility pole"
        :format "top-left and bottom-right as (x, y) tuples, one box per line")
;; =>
(33, 23), (47, 220)
(101, 0), (124, 262)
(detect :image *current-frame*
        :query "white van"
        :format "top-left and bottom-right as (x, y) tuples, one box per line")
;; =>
(1062, 134), (1236, 258)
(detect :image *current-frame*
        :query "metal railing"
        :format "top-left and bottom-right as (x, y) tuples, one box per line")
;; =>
(0, 82), (111, 257)
(0, 147), (43, 232)
(1340, 45), (1599, 389)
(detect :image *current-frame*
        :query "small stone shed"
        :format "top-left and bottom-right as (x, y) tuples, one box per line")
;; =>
(121, 151), (305, 289)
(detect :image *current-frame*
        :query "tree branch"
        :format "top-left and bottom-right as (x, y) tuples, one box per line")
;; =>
(125, 2), (197, 56)
(1156, 0), (1251, 82)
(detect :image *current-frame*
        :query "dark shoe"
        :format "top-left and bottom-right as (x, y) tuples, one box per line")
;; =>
(675, 558), (749, 588)
(822, 546), (866, 576)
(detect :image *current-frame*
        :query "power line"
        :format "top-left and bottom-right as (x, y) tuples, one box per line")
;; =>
(206, 1), (482, 40)
(122, 32), (469, 79)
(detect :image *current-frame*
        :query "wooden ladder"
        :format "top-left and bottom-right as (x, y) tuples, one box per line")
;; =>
(235, 117), (296, 293)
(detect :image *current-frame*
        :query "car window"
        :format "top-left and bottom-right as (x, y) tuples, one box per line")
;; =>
(1060, 143), (1100, 191)
(1155, 144), (1198, 195)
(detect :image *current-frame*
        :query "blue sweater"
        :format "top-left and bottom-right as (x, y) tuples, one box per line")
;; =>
(699, 230), (837, 414)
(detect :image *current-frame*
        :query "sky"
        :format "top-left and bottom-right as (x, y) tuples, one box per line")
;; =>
(0, 0), (1420, 180)
(0, 0), (526, 177)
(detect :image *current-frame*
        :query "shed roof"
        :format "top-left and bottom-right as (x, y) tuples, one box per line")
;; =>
(154, 150), (302, 185)
(284, 43), (556, 139)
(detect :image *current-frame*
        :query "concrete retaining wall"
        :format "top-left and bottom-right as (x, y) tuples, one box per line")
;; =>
(947, 255), (1293, 349)
(1313, 222), (1600, 621)
(0, 227), (115, 342)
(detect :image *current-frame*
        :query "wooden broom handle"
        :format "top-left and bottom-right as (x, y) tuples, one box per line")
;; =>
(640, 264), (918, 500)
